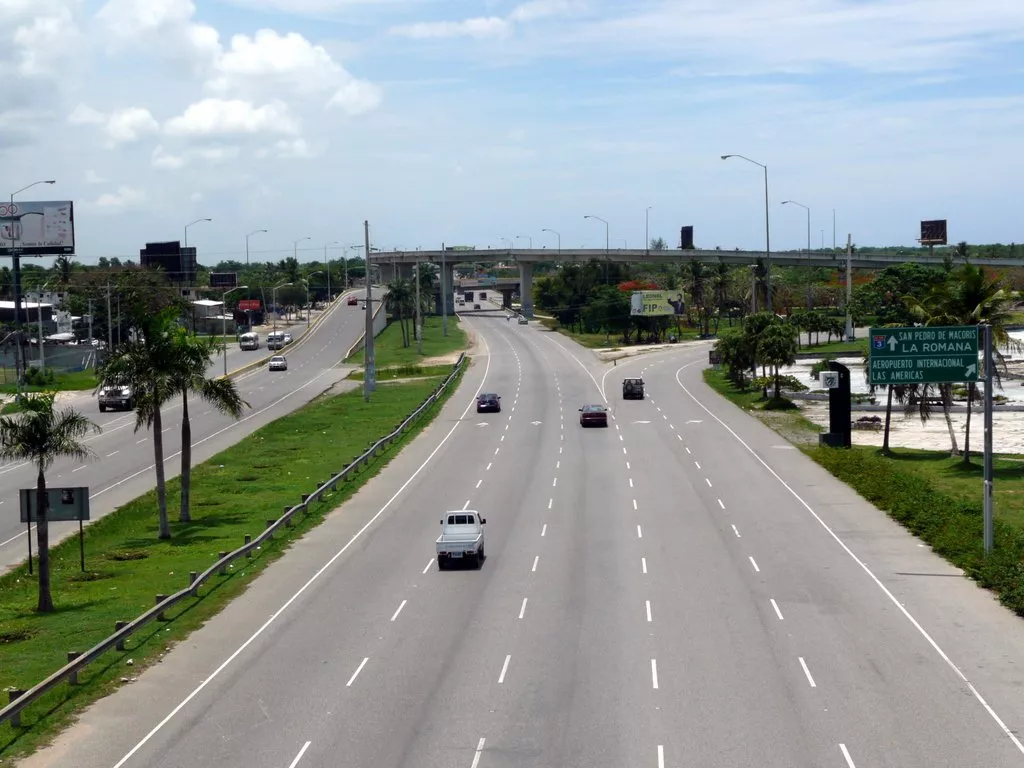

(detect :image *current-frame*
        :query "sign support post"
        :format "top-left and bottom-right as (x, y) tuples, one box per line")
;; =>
(983, 324), (994, 554)
(26, 515), (32, 575)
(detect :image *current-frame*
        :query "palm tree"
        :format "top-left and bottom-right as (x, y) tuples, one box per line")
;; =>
(52, 255), (75, 287)
(0, 394), (97, 612)
(171, 330), (247, 523)
(98, 310), (179, 538)
(385, 279), (413, 347)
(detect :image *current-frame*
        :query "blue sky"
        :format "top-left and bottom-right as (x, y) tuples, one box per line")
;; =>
(3, 0), (1023, 265)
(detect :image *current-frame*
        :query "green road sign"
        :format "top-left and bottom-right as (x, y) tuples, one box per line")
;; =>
(869, 325), (979, 385)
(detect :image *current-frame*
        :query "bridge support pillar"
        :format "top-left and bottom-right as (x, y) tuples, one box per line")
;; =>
(500, 289), (514, 309)
(519, 262), (534, 319)
(435, 262), (456, 315)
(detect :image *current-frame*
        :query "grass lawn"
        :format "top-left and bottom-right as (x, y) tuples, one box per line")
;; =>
(702, 367), (820, 445)
(798, 338), (868, 356)
(348, 364), (453, 381)
(538, 317), (702, 349)
(0, 369), (98, 394)
(0, 368), (464, 761)
(345, 315), (467, 366)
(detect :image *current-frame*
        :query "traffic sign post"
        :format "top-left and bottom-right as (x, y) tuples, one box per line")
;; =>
(868, 325), (979, 385)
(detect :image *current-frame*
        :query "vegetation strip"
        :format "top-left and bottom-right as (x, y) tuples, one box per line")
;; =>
(345, 314), (466, 368)
(0, 365), (466, 761)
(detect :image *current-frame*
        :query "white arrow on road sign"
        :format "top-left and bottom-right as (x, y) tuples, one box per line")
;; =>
(887, 336), (898, 351)
(966, 363), (977, 377)
(531, 421), (542, 425)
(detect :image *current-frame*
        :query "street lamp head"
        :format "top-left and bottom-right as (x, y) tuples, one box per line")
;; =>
(43, 180), (56, 185)
(720, 155), (732, 160)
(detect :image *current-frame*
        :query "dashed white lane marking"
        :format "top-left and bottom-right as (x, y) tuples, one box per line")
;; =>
(423, 558), (434, 574)
(694, 461), (701, 469)
(518, 598), (528, 619)
(629, 478), (634, 488)
(641, 557), (648, 574)
(749, 556), (760, 573)
(619, 434), (624, 442)
(494, 447), (500, 455)
(286, 741), (312, 768)
(632, 499), (638, 510)
(718, 499), (725, 509)
(72, 465), (87, 473)
(541, 524), (547, 537)
(839, 744), (856, 767)
(677, 434), (683, 441)
(471, 738), (486, 768)
(390, 600), (407, 622)
(463, 499), (471, 510)
(532, 555), (539, 572)
(500, 435), (505, 442)
(732, 524), (741, 538)
(548, 498), (553, 509)
(626, 461), (631, 470)
(799, 657), (817, 688)
(136, 438), (146, 444)
(669, 424), (674, 430)
(106, 451), (119, 457)
(623, 447), (627, 455)
(636, 525), (643, 539)
(486, 462), (492, 470)
(552, 477), (557, 487)
(498, 654), (512, 683)
(556, 461), (560, 469)
(705, 478), (712, 488)
(645, 600), (652, 622)
(684, 445), (691, 453)
(475, 479), (482, 488)
(346, 657), (369, 687)
(650, 659), (659, 689)
(771, 599), (784, 620)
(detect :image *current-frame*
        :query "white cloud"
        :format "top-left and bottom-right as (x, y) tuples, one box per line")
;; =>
(84, 170), (107, 184)
(68, 104), (160, 146)
(509, 0), (586, 23)
(13, 6), (80, 76)
(152, 145), (186, 170)
(92, 186), (146, 212)
(257, 138), (316, 159)
(164, 98), (299, 138)
(326, 80), (382, 115)
(390, 17), (511, 40)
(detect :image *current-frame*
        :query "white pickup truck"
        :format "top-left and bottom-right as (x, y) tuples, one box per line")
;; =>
(436, 511), (487, 569)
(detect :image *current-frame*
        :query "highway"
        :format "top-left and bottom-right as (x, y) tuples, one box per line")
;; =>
(21, 313), (1024, 768)
(0, 290), (380, 571)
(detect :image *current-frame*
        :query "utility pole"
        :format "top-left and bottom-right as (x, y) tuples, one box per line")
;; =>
(983, 323), (994, 554)
(106, 283), (113, 351)
(415, 261), (422, 354)
(441, 242), (448, 337)
(844, 233), (854, 341)
(363, 220), (375, 401)
(87, 298), (93, 346)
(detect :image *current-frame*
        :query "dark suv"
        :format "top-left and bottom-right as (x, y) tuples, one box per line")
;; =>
(477, 393), (501, 413)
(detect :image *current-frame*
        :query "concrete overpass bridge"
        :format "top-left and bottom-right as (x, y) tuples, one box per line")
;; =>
(376, 248), (1024, 319)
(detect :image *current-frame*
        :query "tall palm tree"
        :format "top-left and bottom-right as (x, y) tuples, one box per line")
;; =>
(0, 394), (97, 612)
(385, 279), (413, 347)
(98, 310), (179, 538)
(171, 330), (248, 523)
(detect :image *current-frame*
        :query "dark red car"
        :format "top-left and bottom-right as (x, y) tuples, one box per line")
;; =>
(347, 296), (359, 305)
(579, 404), (608, 427)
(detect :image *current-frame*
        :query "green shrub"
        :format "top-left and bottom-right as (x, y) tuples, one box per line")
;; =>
(22, 367), (55, 386)
(806, 446), (1024, 617)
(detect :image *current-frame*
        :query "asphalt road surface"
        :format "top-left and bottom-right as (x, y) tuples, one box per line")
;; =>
(20, 316), (1024, 768)
(0, 289), (380, 571)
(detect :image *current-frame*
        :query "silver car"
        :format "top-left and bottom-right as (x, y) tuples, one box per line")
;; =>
(268, 355), (287, 371)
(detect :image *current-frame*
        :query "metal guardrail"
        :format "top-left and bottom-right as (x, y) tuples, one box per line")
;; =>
(0, 352), (467, 729)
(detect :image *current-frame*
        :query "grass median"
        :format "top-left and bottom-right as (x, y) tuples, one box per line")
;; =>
(701, 367), (1024, 619)
(0, 365), (466, 762)
(345, 315), (467, 368)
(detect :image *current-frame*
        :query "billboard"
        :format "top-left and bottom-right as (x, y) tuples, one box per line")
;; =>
(209, 272), (237, 288)
(238, 299), (261, 311)
(0, 201), (75, 256)
(920, 219), (947, 245)
(630, 290), (684, 317)
(20, 486), (90, 522)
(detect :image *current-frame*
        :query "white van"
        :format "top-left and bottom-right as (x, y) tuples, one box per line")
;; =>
(239, 332), (260, 350)
(266, 331), (286, 350)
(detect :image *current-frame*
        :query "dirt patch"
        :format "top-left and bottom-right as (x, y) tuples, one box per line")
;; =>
(417, 326), (480, 366)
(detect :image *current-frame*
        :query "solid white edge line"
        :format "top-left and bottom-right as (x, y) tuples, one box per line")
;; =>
(471, 738), (486, 768)
(650, 658), (659, 689)
(346, 656), (369, 687)
(498, 654), (511, 683)
(839, 743), (856, 767)
(798, 656), (817, 687)
(519, 598), (528, 619)
(674, 361), (1024, 756)
(390, 599), (407, 622)
(109, 335), (494, 768)
(657, 744), (665, 768)
(286, 741), (312, 768)
(770, 598), (784, 620)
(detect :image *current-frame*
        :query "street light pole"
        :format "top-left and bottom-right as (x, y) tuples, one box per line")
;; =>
(541, 228), (561, 256)
(246, 229), (267, 267)
(646, 206), (652, 255)
(184, 217), (211, 249)
(584, 215), (610, 283)
(363, 220), (375, 401)
(8, 179), (55, 400)
(272, 281), (293, 331)
(515, 235), (532, 250)
(782, 200), (811, 309)
(415, 260), (422, 355)
(222, 285), (248, 376)
(721, 154), (771, 311)
(305, 271), (324, 327)
(324, 241), (338, 302)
